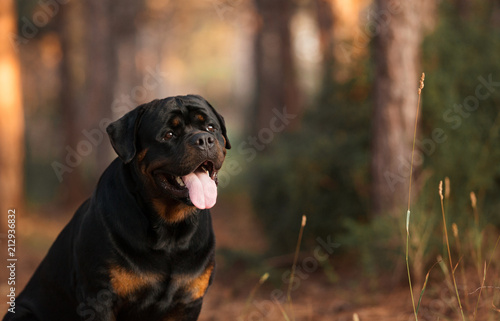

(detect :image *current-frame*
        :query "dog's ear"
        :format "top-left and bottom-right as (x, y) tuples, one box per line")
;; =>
(106, 104), (148, 163)
(194, 96), (231, 150)
(213, 108), (231, 150)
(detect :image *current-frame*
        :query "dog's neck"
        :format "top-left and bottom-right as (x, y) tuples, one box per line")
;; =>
(107, 160), (207, 251)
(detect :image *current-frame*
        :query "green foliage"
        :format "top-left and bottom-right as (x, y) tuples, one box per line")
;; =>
(250, 1), (500, 260)
(421, 1), (500, 228)
(339, 217), (399, 287)
(249, 66), (372, 254)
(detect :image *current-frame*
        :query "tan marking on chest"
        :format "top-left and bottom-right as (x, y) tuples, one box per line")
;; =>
(152, 198), (197, 223)
(175, 262), (214, 301)
(109, 265), (162, 297)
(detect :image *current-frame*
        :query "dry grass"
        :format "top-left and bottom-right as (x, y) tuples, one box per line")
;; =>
(439, 180), (466, 320)
(405, 73), (500, 321)
(406, 72), (425, 321)
(239, 215), (307, 321)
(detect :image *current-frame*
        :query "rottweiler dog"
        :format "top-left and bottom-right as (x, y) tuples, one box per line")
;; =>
(4, 95), (230, 321)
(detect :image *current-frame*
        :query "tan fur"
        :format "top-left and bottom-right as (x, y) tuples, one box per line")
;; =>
(136, 148), (149, 163)
(109, 265), (162, 297)
(171, 117), (181, 127)
(152, 198), (197, 223)
(174, 262), (214, 301)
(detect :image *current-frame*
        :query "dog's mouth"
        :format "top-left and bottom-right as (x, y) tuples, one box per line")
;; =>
(154, 161), (219, 209)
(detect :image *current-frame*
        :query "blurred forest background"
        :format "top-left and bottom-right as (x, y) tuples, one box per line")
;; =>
(1, 0), (500, 320)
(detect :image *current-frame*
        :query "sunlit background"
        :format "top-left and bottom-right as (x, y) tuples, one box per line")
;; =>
(1, 0), (500, 320)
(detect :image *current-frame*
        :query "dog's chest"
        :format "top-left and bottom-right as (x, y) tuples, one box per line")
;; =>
(171, 261), (214, 303)
(109, 261), (214, 309)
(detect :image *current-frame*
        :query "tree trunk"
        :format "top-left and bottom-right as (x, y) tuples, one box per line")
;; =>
(252, 0), (301, 136)
(0, 0), (25, 229)
(55, 0), (142, 207)
(57, 0), (87, 206)
(112, 0), (145, 113)
(84, 0), (119, 175)
(456, 0), (471, 19)
(314, 0), (335, 80)
(314, 0), (335, 63)
(493, 0), (500, 28)
(370, 0), (422, 217)
(84, 0), (144, 175)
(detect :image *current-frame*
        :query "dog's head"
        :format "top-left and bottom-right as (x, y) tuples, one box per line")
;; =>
(106, 95), (230, 222)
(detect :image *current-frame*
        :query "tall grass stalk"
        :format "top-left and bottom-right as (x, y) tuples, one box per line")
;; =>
(286, 215), (307, 321)
(241, 272), (270, 319)
(470, 191), (483, 282)
(416, 260), (440, 314)
(473, 234), (500, 321)
(453, 223), (470, 311)
(473, 262), (487, 321)
(439, 181), (466, 320)
(406, 72), (425, 321)
(274, 299), (291, 321)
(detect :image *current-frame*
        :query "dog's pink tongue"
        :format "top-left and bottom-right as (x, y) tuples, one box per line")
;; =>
(182, 170), (217, 209)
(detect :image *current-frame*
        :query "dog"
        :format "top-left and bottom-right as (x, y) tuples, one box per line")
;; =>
(4, 95), (230, 321)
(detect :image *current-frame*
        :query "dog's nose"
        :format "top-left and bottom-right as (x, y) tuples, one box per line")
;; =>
(191, 133), (215, 151)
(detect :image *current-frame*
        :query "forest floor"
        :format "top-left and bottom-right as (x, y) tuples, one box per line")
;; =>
(1, 193), (498, 321)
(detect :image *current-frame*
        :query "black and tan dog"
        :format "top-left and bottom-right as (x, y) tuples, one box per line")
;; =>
(4, 95), (230, 321)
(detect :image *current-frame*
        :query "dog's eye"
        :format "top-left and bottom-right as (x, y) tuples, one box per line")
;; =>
(206, 125), (216, 133)
(163, 131), (174, 140)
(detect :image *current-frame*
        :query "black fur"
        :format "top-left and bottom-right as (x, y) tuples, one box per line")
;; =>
(4, 95), (229, 321)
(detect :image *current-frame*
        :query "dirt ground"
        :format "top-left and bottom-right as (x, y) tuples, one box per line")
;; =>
(1, 194), (498, 320)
